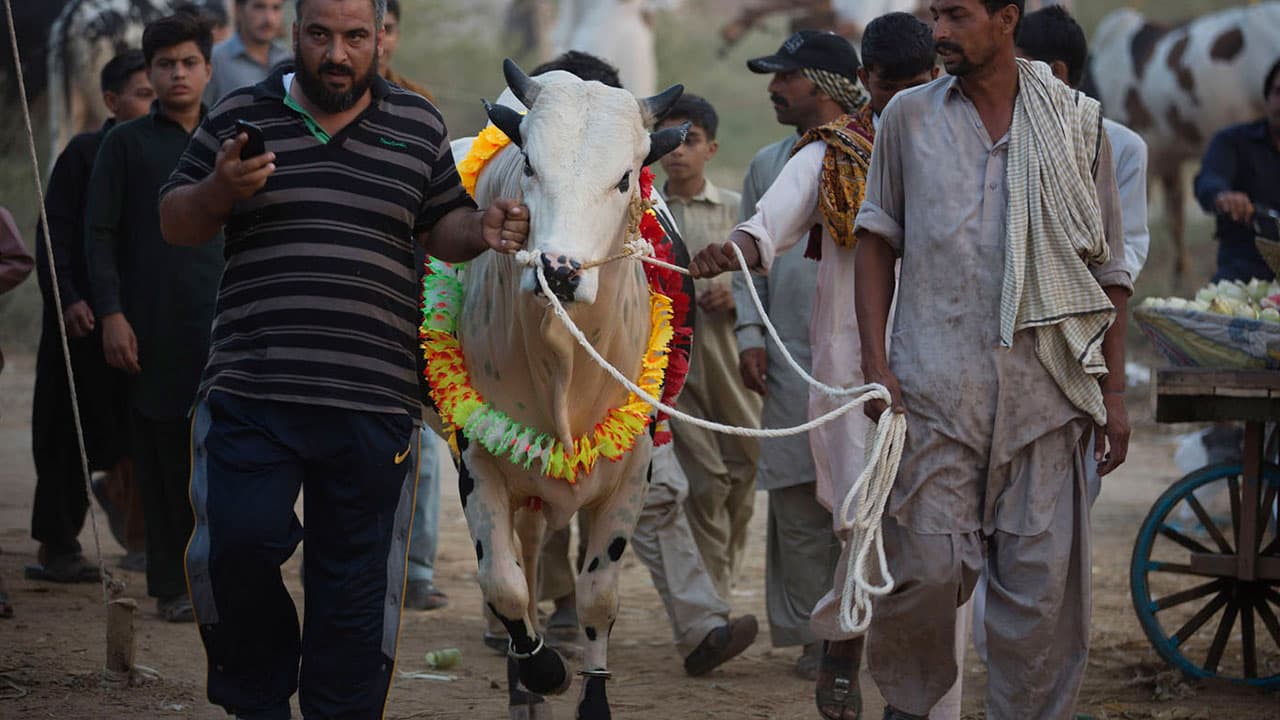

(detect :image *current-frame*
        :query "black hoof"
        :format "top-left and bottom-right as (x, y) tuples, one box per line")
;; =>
(508, 657), (552, 719)
(575, 674), (610, 720)
(515, 639), (571, 696)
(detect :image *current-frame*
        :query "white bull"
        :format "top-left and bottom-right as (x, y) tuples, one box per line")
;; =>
(448, 59), (686, 719)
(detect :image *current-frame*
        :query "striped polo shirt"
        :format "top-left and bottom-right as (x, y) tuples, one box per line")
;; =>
(162, 66), (475, 417)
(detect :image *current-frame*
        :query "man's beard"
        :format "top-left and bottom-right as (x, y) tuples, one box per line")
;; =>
(936, 41), (978, 77)
(294, 43), (379, 113)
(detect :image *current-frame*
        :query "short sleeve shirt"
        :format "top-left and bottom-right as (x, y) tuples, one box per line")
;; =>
(161, 66), (476, 417)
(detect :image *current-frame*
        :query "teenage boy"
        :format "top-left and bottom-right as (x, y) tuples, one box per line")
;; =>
(85, 12), (223, 623)
(204, 0), (289, 105)
(660, 94), (763, 602)
(29, 50), (155, 584)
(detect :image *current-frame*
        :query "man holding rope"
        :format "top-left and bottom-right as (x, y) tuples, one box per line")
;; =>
(158, 0), (527, 716)
(852, 1), (1129, 717)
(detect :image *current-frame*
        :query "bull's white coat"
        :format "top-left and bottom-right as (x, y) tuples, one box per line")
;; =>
(455, 69), (671, 694)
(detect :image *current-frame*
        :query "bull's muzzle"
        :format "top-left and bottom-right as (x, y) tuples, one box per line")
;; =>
(536, 254), (583, 302)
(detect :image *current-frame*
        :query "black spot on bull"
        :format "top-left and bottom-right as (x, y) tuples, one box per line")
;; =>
(1209, 27), (1244, 62)
(585, 626), (597, 642)
(456, 435), (474, 509)
(475, 540), (485, 562)
(608, 537), (627, 562)
(588, 557), (600, 573)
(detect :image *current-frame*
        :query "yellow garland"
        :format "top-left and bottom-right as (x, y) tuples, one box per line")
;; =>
(422, 292), (674, 483)
(458, 124), (515, 198)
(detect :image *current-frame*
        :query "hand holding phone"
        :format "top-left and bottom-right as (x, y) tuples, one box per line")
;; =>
(235, 119), (267, 160)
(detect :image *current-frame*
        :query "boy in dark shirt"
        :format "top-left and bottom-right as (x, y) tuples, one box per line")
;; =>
(84, 13), (222, 622)
(27, 50), (154, 585)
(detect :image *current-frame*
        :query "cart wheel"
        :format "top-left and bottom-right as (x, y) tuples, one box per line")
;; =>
(1131, 463), (1280, 688)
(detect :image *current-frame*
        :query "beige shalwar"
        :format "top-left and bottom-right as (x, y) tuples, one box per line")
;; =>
(666, 180), (763, 600)
(850, 75), (1129, 719)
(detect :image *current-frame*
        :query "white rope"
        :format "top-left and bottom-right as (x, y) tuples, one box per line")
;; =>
(4, 0), (117, 601)
(520, 241), (907, 633)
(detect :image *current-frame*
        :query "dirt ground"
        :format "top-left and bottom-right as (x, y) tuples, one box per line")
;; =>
(0, 351), (1276, 719)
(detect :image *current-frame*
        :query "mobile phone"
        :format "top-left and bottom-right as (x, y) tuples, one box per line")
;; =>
(235, 119), (266, 160)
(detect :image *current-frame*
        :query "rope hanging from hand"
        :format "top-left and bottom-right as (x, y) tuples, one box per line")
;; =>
(519, 241), (905, 634)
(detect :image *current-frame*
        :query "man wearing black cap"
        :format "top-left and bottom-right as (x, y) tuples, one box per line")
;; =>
(729, 28), (856, 689)
(718, 27), (877, 720)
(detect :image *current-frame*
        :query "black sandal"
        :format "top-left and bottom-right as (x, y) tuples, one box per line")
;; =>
(815, 639), (863, 720)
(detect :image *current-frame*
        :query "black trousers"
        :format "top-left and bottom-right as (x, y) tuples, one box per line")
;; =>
(187, 393), (417, 719)
(30, 311), (128, 556)
(132, 410), (194, 599)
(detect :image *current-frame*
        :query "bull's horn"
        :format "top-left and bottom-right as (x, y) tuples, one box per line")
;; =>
(643, 120), (690, 167)
(484, 100), (524, 147)
(638, 84), (685, 126)
(503, 58), (541, 108)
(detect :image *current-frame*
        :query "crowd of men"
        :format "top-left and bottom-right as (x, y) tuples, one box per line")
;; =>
(2, 0), (1278, 718)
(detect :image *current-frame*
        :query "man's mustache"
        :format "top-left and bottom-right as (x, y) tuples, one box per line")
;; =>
(770, 93), (788, 108)
(319, 62), (354, 77)
(935, 41), (964, 56)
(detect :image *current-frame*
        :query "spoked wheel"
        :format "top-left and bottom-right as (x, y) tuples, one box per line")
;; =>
(1130, 462), (1280, 688)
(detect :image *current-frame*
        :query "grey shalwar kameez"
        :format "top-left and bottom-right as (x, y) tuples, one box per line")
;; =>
(852, 75), (1129, 719)
(732, 135), (840, 648)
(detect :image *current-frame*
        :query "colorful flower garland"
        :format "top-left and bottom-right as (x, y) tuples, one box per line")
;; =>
(419, 124), (692, 482)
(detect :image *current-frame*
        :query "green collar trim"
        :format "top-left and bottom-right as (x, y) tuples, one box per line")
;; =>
(284, 92), (331, 144)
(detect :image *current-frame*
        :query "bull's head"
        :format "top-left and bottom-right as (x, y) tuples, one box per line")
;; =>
(485, 59), (688, 304)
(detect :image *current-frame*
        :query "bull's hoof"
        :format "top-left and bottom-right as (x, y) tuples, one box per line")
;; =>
(513, 636), (572, 696)
(508, 656), (554, 719)
(575, 671), (610, 720)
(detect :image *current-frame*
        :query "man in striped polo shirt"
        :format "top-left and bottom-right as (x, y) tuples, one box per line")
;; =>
(158, 0), (528, 716)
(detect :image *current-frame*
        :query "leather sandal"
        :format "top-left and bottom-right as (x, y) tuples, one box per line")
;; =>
(815, 639), (863, 720)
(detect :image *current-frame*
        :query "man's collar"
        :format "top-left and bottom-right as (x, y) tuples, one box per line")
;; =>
(148, 99), (206, 128)
(664, 177), (723, 205)
(942, 74), (964, 101)
(255, 63), (391, 102)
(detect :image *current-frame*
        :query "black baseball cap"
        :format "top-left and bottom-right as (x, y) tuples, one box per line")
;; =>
(747, 30), (861, 81)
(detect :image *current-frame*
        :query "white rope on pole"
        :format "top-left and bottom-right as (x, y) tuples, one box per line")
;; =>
(4, 0), (117, 601)
(523, 240), (907, 632)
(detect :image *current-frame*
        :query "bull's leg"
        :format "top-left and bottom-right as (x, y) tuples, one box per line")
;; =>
(509, 507), (553, 719)
(573, 452), (650, 720)
(463, 449), (570, 697)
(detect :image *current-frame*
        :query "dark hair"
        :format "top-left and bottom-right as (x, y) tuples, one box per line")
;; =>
(142, 12), (214, 65)
(1266, 58), (1280, 99)
(663, 93), (718, 139)
(1016, 6), (1087, 87)
(386, 0), (400, 19)
(532, 50), (623, 88)
(100, 49), (147, 95)
(861, 12), (935, 80)
(984, 0), (1025, 34)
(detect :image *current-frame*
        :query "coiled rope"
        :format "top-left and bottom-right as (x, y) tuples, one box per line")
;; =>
(518, 239), (904, 633)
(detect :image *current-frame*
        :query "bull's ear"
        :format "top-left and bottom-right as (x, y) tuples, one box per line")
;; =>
(503, 58), (542, 108)
(638, 84), (685, 126)
(484, 100), (524, 147)
(644, 121), (690, 166)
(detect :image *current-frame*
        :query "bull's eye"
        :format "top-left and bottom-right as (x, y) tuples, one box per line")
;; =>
(523, 155), (535, 178)
(616, 170), (631, 193)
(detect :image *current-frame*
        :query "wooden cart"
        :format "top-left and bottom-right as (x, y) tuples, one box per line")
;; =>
(1130, 369), (1280, 687)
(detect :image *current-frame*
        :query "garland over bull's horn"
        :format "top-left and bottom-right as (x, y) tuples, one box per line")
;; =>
(483, 100), (524, 147)
(644, 120), (691, 167)
(502, 57), (541, 108)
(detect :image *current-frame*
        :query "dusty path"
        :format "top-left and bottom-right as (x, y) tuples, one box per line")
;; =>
(1, 352), (1276, 719)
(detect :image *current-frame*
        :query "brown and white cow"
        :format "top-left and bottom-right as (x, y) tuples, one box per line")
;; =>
(1086, 3), (1280, 281)
(450, 59), (686, 719)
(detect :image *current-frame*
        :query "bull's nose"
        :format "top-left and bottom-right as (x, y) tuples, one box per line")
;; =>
(536, 254), (582, 302)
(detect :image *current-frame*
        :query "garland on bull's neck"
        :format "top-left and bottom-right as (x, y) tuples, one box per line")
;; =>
(420, 125), (691, 482)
